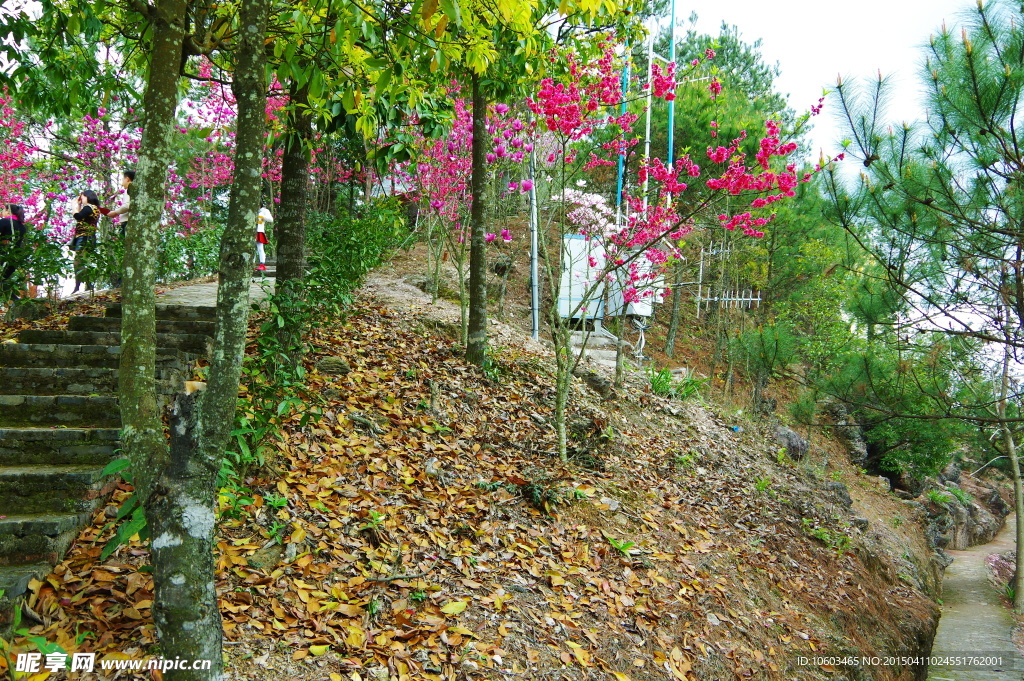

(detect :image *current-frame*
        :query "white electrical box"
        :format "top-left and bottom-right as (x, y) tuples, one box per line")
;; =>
(608, 249), (657, 317)
(558, 235), (605, 320)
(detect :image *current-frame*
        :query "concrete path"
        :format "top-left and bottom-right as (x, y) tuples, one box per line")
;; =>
(156, 275), (274, 307)
(928, 515), (1024, 680)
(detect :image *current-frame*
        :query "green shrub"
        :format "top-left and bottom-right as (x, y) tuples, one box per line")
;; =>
(646, 366), (708, 401)
(305, 200), (410, 317)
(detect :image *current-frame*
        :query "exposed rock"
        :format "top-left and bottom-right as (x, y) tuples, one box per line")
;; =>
(825, 481), (854, 510)
(852, 517), (870, 531)
(826, 400), (869, 466)
(248, 543), (283, 571)
(317, 356), (351, 375)
(773, 426), (808, 461)
(938, 463), (961, 484)
(572, 367), (614, 399)
(919, 476), (1008, 550)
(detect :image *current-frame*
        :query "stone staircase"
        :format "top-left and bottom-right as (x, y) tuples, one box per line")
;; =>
(570, 329), (625, 371)
(0, 303), (216, 634)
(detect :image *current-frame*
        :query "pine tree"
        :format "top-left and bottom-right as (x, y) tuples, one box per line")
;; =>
(824, 0), (1024, 610)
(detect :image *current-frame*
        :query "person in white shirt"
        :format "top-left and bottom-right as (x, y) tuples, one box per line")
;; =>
(106, 170), (134, 232)
(255, 204), (273, 271)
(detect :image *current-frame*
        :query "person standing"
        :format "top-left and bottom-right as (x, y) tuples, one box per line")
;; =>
(71, 190), (101, 293)
(104, 170), (133, 287)
(106, 169), (134, 230)
(255, 203), (273, 272)
(0, 204), (27, 301)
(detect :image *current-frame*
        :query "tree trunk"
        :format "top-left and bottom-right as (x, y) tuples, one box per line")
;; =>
(147, 3), (271, 658)
(201, 0), (269, 464)
(997, 344), (1024, 611)
(149, 391), (221, 680)
(116, 0), (199, 674)
(553, 327), (570, 462)
(275, 82), (313, 367)
(465, 72), (488, 366)
(119, 0), (184, 519)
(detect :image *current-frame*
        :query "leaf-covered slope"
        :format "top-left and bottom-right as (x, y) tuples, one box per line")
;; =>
(5, 296), (939, 681)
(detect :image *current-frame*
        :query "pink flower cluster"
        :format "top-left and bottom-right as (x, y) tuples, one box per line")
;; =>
(650, 63), (677, 101)
(0, 92), (38, 208)
(528, 43), (629, 142)
(704, 120), (807, 237)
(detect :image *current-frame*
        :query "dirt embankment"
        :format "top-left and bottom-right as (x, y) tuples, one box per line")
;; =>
(4, 273), (946, 681)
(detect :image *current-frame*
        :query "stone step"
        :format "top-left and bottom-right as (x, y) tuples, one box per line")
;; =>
(69, 316), (216, 337)
(104, 303), (218, 322)
(0, 367), (118, 395)
(0, 513), (89, 566)
(584, 348), (620, 362)
(0, 562), (52, 632)
(0, 464), (115, 515)
(17, 330), (211, 356)
(569, 331), (620, 349)
(0, 367), (182, 396)
(0, 395), (120, 428)
(0, 343), (184, 369)
(0, 428), (120, 465)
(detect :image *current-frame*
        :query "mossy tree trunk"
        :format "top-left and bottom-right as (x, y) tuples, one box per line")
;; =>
(118, 0), (222, 676)
(120, 0), (269, 677)
(275, 82), (313, 369)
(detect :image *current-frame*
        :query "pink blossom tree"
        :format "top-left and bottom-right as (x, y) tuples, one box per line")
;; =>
(523, 37), (815, 460)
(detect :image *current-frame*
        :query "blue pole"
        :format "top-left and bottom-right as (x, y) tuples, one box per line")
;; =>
(615, 48), (630, 227)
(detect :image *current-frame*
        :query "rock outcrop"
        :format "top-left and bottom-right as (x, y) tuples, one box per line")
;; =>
(826, 400), (869, 467)
(921, 473), (1009, 553)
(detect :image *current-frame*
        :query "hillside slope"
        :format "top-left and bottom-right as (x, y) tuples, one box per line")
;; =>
(5, 277), (944, 681)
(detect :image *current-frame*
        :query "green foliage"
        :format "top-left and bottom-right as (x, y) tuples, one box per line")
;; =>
(481, 345), (511, 383)
(821, 0), (1024, 475)
(733, 323), (797, 380)
(268, 520), (287, 545)
(9, 228), (68, 296)
(155, 223), (224, 283)
(926, 489), (951, 506)
(646, 366), (708, 401)
(603, 533), (636, 557)
(218, 484), (256, 520)
(754, 476), (772, 492)
(305, 199), (409, 317)
(360, 510), (386, 532)
(645, 19), (796, 171)
(824, 334), (980, 478)
(801, 518), (851, 555)
(946, 486), (972, 506)
(100, 494), (147, 561)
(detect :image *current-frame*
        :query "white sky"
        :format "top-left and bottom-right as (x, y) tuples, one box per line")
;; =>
(681, 0), (973, 162)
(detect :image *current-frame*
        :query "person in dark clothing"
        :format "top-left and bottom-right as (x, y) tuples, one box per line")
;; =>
(71, 190), (101, 293)
(0, 204), (27, 301)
